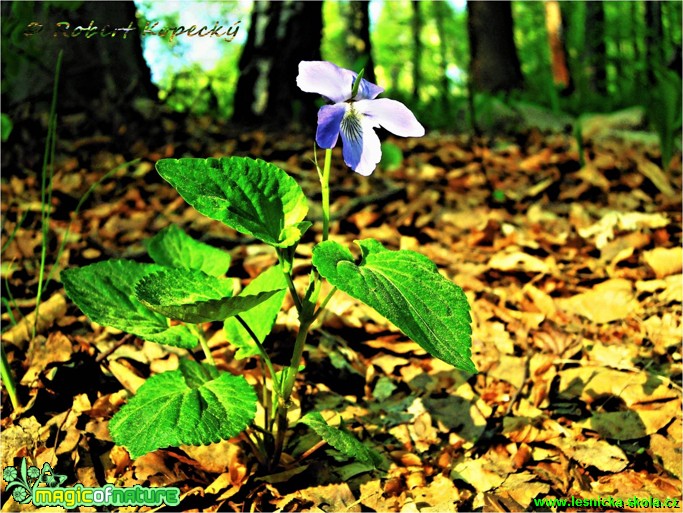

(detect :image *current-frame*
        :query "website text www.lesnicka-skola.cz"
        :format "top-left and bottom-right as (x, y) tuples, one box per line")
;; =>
(532, 495), (681, 510)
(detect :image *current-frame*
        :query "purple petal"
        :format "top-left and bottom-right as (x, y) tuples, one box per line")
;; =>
(315, 104), (346, 149)
(297, 61), (355, 103)
(340, 114), (382, 176)
(355, 98), (425, 137)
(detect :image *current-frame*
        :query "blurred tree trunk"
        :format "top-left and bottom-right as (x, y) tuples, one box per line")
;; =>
(466, 1), (523, 93)
(584, 0), (607, 95)
(433, 1), (451, 112)
(233, 1), (322, 127)
(645, 1), (664, 81)
(347, 1), (375, 82)
(544, 0), (573, 93)
(630, 2), (644, 92)
(411, 0), (422, 100)
(2, 1), (157, 112)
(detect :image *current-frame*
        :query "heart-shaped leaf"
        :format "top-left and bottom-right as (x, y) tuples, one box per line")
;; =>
(61, 260), (197, 349)
(156, 157), (310, 248)
(146, 225), (231, 277)
(109, 359), (257, 458)
(135, 267), (284, 324)
(312, 239), (475, 373)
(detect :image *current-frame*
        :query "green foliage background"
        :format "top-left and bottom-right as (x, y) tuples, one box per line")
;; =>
(4, 0), (680, 135)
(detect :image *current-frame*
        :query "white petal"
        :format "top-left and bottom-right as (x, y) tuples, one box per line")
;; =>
(355, 98), (425, 137)
(296, 61), (354, 103)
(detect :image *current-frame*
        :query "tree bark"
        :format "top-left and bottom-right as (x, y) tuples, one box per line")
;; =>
(433, 1), (451, 112)
(544, 0), (572, 93)
(645, 1), (664, 82)
(584, 0), (607, 94)
(411, 0), (422, 100)
(232, 1), (323, 127)
(348, 1), (375, 83)
(2, 1), (157, 111)
(467, 1), (523, 93)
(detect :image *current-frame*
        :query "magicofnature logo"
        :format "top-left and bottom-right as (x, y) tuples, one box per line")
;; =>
(3, 458), (180, 508)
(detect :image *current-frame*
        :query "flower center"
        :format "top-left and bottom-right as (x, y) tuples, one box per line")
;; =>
(340, 105), (362, 142)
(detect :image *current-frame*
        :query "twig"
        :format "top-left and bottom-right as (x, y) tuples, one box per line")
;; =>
(95, 334), (135, 364)
(295, 440), (327, 464)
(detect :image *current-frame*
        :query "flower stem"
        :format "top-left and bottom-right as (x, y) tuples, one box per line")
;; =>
(321, 149), (332, 242)
(271, 148), (333, 466)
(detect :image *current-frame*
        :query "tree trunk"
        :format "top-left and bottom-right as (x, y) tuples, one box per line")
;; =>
(2, 1), (157, 111)
(466, 1), (523, 93)
(348, 1), (375, 83)
(232, 1), (323, 127)
(433, 1), (451, 112)
(544, 0), (572, 93)
(411, 0), (422, 100)
(645, 1), (664, 82)
(630, 1), (644, 92)
(584, 0), (607, 95)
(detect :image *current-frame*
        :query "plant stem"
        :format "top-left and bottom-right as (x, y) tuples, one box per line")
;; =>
(235, 315), (281, 397)
(272, 316), (313, 465)
(34, 50), (63, 339)
(321, 149), (332, 242)
(269, 149), (336, 466)
(242, 431), (267, 467)
(191, 324), (216, 366)
(1, 210), (28, 255)
(1, 344), (20, 410)
(281, 262), (303, 314)
(312, 286), (337, 323)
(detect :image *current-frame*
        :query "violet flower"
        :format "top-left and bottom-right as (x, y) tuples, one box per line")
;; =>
(297, 61), (425, 176)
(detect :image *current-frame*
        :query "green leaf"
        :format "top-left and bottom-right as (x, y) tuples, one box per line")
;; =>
(224, 266), (287, 359)
(156, 157), (309, 248)
(351, 68), (365, 98)
(61, 260), (197, 349)
(146, 225), (231, 277)
(1, 113), (13, 142)
(299, 411), (382, 467)
(312, 239), (475, 373)
(109, 359), (257, 458)
(379, 142), (403, 171)
(135, 267), (284, 324)
(372, 376), (397, 401)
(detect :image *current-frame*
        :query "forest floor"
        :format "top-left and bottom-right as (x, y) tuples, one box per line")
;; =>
(1, 109), (682, 512)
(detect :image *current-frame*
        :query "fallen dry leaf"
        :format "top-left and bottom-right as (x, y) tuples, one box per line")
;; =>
(556, 278), (638, 324)
(650, 433), (682, 479)
(643, 247), (683, 278)
(552, 437), (628, 472)
(488, 251), (552, 274)
(20, 331), (73, 385)
(579, 400), (680, 440)
(1, 293), (67, 350)
(275, 482), (361, 512)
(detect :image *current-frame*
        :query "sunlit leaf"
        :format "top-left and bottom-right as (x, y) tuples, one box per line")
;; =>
(312, 239), (475, 373)
(156, 157), (310, 248)
(146, 224), (231, 277)
(109, 359), (257, 458)
(62, 260), (197, 349)
(135, 267), (284, 324)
